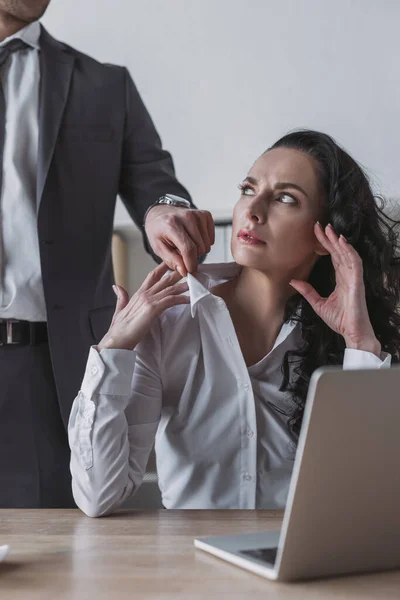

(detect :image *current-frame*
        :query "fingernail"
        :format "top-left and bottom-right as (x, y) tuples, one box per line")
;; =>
(340, 234), (347, 242)
(316, 221), (321, 227)
(176, 266), (184, 278)
(112, 285), (118, 296)
(326, 223), (333, 229)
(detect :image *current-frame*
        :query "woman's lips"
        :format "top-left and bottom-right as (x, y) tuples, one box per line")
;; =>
(237, 230), (266, 245)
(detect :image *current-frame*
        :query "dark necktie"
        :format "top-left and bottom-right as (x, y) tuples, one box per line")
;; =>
(0, 39), (30, 195)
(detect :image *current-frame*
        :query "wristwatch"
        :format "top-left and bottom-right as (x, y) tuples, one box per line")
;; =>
(143, 194), (192, 225)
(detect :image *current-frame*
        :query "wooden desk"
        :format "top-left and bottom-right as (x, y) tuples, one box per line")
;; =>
(0, 510), (399, 599)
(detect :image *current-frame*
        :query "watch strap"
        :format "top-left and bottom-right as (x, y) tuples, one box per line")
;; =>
(143, 194), (192, 225)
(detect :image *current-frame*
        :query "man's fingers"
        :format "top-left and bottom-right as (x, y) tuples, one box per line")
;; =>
(289, 279), (325, 314)
(163, 211), (216, 272)
(180, 242), (198, 273)
(193, 212), (213, 254)
(159, 233), (197, 274)
(181, 222), (207, 257)
(205, 211), (215, 246)
(186, 211), (215, 255)
(146, 209), (216, 274)
(155, 242), (187, 277)
(185, 211), (215, 256)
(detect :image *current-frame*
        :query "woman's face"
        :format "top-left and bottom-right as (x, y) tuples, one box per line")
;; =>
(231, 147), (327, 282)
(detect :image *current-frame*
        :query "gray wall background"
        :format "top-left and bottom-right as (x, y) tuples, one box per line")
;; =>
(42, 0), (400, 226)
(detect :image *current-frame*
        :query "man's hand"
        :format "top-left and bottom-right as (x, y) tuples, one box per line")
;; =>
(144, 205), (215, 276)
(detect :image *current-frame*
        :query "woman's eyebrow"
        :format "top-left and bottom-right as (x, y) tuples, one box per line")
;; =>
(243, 176), (258, 185)
(243, 177), (309, 199)
(274, 182), (309, 198)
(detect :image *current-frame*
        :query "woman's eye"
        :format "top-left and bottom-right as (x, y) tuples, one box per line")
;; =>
(238, 184), (255, 196)
(277, 193), (298, 205)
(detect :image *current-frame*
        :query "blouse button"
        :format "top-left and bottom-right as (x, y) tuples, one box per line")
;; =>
(90, 366), (98, 376)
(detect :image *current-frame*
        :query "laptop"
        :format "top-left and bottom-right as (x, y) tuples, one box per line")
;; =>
(195, 366), (400, 582)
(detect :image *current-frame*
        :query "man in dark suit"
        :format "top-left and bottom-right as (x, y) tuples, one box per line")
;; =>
(0, 0), (214, 507)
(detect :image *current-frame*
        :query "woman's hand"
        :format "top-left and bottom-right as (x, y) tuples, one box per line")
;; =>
(98, 263), (189, 351)
(289, 222), (381, 357)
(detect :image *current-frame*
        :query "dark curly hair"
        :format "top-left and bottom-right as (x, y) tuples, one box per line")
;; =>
(270, 130), (400, 435)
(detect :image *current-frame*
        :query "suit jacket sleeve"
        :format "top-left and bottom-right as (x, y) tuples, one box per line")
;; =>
(118, 67), (194, 258)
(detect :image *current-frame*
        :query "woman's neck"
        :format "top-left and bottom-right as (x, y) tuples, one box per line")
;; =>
(231, 267), (292, 324)
(213, 266), (294, 366)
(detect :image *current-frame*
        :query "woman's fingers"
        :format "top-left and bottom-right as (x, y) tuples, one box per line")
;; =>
(156, 294), (190, 314)
(325, 224), (350, 267)
(315, 223), (362, 281)
(289, 279), (326, 314)
(338, 234), (363, 273)
(112, 285), (130, 315)
(141, 283), (189, 320)
(314, 222), (340, 263)
(153, 281), (188, 302)
(323, 224), (363, 283)
(150, 268), (184, 296)
(141, 262), (171, 291)
(109, 285), (130, 329)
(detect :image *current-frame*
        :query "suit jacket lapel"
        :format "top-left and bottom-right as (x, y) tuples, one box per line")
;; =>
(37, 25), (75, 211)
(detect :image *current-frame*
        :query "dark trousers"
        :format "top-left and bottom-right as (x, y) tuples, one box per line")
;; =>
(0, 342), (75, 508)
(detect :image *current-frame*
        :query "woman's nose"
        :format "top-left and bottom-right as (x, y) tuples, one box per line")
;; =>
(246, 199), (267, 224)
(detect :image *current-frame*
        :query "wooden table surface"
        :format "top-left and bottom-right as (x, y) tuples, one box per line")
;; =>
(0, 509), (399, 599)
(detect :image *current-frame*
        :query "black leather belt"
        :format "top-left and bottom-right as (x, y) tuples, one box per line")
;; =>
(0, 319), (48, 346)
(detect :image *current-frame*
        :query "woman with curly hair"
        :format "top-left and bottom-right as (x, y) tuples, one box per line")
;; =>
(69, 130), (400, 516)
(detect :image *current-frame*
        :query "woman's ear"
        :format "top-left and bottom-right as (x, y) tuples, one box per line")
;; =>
(314, 241), (330, 257)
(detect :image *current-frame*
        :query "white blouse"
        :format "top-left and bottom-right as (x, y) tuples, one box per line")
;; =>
(68, 263), (391, 516)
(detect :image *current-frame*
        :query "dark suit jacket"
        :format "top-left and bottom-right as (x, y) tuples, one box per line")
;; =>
(36, 26), (192, 427)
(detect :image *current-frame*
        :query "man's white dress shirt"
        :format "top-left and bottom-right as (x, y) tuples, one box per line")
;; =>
(68, 263), (391, 517)
(0, 21), (46, 321)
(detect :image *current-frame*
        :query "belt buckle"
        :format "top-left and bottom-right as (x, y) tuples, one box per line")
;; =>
(0, 319), (19, 345)
(7, 321), (17, 344)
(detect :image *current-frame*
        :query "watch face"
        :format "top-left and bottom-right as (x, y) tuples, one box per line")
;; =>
(164, 194), (186, 203)
(160, 194), (191, 207)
